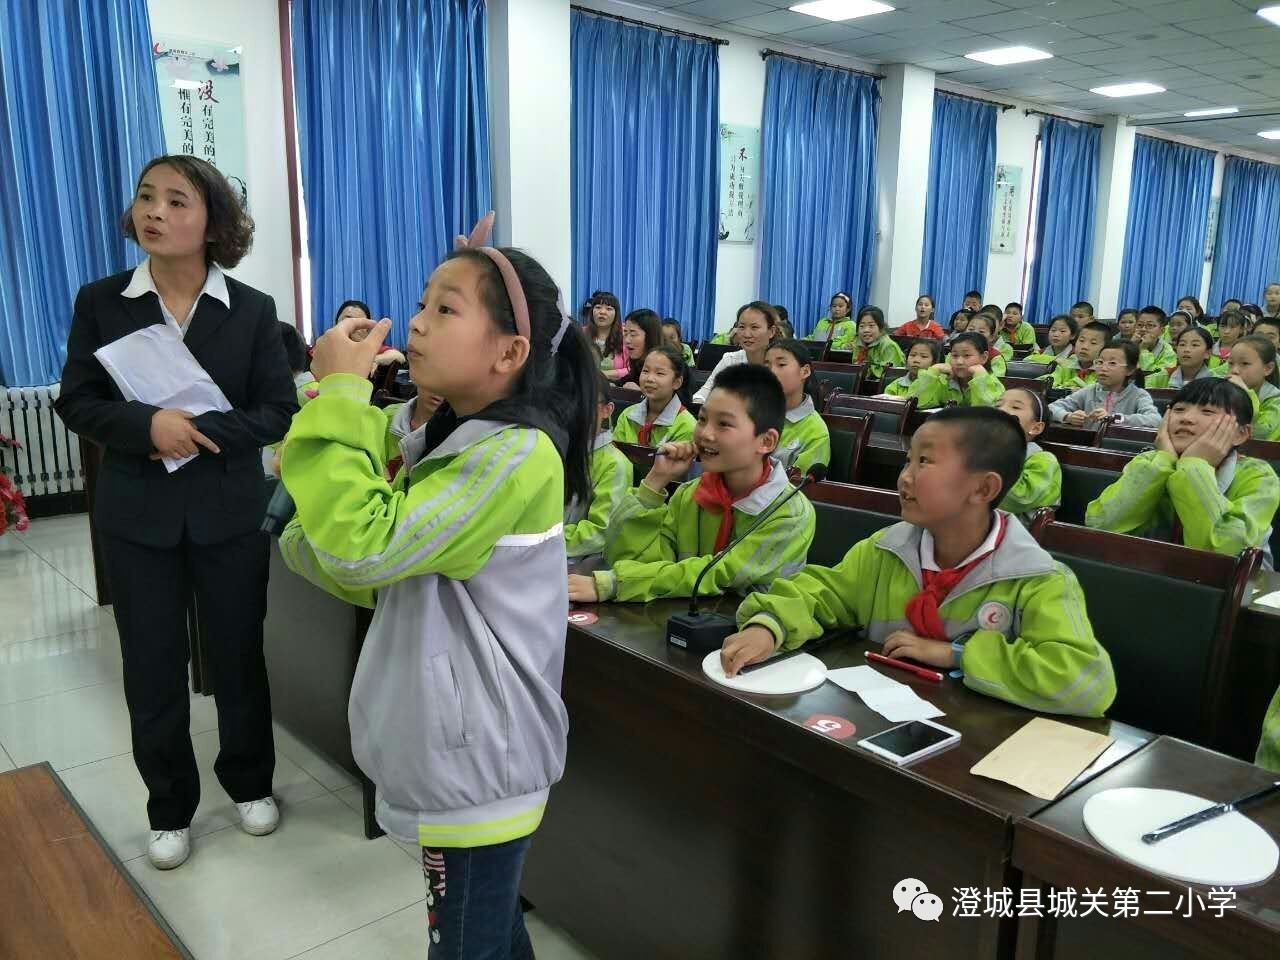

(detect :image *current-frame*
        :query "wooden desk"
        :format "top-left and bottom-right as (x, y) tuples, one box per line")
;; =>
(1218, 571), (1280, 761)
(1012, 738), (1280, 960)
(0, 763), (191, 958)
(521, 597), (1151, 960)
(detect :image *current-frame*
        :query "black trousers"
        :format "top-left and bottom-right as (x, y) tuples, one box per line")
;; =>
(103, 529), (275, 829)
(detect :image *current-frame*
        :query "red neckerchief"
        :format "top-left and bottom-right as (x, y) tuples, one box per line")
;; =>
(856, 340), (873, 364)
(636, 401), (682, 446)
(904, 514), (1009, 641)
(693, 461), (772, 552)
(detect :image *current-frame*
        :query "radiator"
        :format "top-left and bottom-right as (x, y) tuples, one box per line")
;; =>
(1, 384), (85, 500)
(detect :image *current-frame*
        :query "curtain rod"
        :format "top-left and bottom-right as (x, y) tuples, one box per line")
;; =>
(1023, 107), (1103, 128)
(760, 48), (883, 79)
(571, 6), (728, 45)
(936, 88), (1014, 113)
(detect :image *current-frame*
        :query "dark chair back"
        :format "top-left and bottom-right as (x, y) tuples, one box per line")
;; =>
(1041, 443), (1133, 524)
(1005, 360), (1054, 380)
(825, 392), (916, 435)
(890, 335), (915, 356)
(1097, 422), (1156, 455)
(613, 440), (657, 486)
(823, 348), (853, 365)
(1041, 522), (1261, 746)
(819, 413), (874, 484)
(1010, 345), (1036, 360)
(809, 362), (864, 406)
(1042, 422), (1104, 447)
(803, 482), (901, 567)
(999, 376), (1049, 402)
(696, 342), (733, 371)
(1033, 325), (1051, 347)
(1147, 387), (1176, 413)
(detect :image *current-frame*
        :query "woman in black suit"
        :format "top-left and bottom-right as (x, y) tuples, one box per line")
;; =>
(56, 156), (298, 870)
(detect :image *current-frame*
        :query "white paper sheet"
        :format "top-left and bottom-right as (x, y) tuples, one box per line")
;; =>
(1252, 590), (1280, 610)
(826, 665), (945, 721)
(94, 324), (231, 472)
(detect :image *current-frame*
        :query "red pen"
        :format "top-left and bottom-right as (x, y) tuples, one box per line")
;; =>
(865, 650), (944, 683)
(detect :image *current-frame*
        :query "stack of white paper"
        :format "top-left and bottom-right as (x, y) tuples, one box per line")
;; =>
(826, 665), (945, 722)
(94, 324), (231, 473)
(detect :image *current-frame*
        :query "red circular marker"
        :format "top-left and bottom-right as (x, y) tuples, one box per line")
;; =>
(803, 714), (857, 740)
(567, 610), (598, 626)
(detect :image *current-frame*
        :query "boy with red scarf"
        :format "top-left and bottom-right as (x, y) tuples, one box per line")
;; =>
(720, 407), (1116, 718)
(568, 365), (815, 604)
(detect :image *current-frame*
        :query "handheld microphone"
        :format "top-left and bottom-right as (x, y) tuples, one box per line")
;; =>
(665, 463), (826, 654)
(261, 478), (296, 536)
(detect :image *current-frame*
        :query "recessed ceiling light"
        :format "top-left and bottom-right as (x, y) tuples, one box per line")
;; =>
(1258, 129), (1280, 140)
(1090, 82), (1166, 97)
(965, 46), (1053, 66)
(1258, 6), (1280, 26)
(789, 0), (894, 22)
(1184, 107), (1239, 117)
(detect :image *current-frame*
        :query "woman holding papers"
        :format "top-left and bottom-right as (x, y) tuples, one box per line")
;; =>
(55, 156), (297, 871)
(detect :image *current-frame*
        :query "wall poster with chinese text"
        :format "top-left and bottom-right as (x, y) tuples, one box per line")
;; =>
(719, 123), (759, 243)
(152, 35), (249, 208)
(990, 164), (1021, 254)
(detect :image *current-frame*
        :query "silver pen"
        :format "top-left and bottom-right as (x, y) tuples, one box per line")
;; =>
(1141, 781), (1280, 845)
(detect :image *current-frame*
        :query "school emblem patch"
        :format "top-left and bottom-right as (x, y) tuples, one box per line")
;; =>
(977, 601), (1012, 633)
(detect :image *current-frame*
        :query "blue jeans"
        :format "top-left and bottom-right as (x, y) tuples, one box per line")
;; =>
(421, 837), (535, 959)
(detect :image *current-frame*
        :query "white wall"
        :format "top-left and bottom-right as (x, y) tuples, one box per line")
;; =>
(982, 107), (1040, 311)
(146, 0), (296, 329)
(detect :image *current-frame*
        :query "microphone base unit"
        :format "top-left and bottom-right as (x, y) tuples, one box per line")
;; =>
(666, 610), (737, 654)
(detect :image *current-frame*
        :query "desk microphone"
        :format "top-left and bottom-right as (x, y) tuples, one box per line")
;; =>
(261, 479), (296, 536)
(666, 464), (826, 654)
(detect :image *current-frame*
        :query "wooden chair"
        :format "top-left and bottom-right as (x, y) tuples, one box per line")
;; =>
(1005, 360), (1053, 379)
(1042, 422), (1104, 447)
(1010, 345), (1036, 360)
(889, 335), (916, 356)
(607, 385), (641, 414)
(809, 362), (864, 406)
(1041, 522), (1261, 748)
(1033, 325), (1051, 348)
(1023, 507), (1055, 541)
(1097, 421), (1156, 455)
(825, 392), (916, 435)
(695, 342), (733, 371)
(822, 347), (853, 364)
(1147, 387), (1177, 413)
(1037, 442), (1131, 524)
(874, 366), (908, 395)
(819, 413), (873, 484)
(688, 369), (711, 394)
(803, 481), (901, 567)
(999, 376), (1049, 402)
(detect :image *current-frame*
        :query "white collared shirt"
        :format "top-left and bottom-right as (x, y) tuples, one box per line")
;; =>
(919, 514), (1004, 573)
(121, 257), (230, 338)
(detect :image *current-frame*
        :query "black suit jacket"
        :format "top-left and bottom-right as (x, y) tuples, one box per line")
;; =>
(55, 268), (299, 547)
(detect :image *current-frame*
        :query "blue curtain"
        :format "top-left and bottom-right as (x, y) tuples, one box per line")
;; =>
(1118, 135), (1214, 312)
(920, 92), (996, 323)
(571, 11), (719, 340)
(292, 0), (490, 345)
(759, 56), (878, 337)
(0, 0), (163, 387)
(1024, 118), (1100, 325)
(1208, 156), (1280, 312)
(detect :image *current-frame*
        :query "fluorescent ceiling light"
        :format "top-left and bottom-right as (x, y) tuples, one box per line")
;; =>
(965, 46), (1052, 66)
(1184, 107), (1238, 117)
(789, 0), (894, 22)
(1258, 130), (1280, 140)
(1090, 82), (1165, 98)
(1258, 6), (1280, 26)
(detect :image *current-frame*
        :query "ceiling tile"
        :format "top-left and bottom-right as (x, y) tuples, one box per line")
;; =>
(778, 22), (871, 45)
(993, 24), (1087, 47)
(1071, 11), (1163, 34)
(1146, 0), (1255, 19)
(828, 34), (921, 57)
(1038, 36), (1122, 56)
(725, 10), (818, 34)
(1067, 47), (1133, 66)
(1030, 0), (1131, 19)
(669, 0), (774, 19)
(920, 55), (979, 72)
(877, 25), (981, 46)
(952, 11), (1049, 34)
(1175, 12), (1275, 36)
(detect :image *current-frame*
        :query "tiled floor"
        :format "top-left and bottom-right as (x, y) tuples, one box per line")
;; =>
(1, 515), (596, 960)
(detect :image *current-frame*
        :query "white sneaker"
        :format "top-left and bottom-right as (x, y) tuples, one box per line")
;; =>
(148, 828), (190, 870)
(236, 796), (279, 836)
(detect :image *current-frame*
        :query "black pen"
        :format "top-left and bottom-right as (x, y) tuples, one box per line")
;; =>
(1141, 780), (1280, 844)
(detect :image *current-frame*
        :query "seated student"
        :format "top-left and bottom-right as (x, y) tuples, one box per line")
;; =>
(1145, 326), (1221, 388)
(1116, 307), (1139, 341)
(765, 340), (831, 475)
(962, 290), (983, 313)
(968, 313), (1010, 376)
(1254, 318), (1280, 348)
(661, 317), (696, 368)
(1071, 301), (1095, 324)
(885, 339), (941, 397)
(1260, 684), (1280, 772)
(908, 332), (1005, 409)
(773, 305), (794, 340)
(898, 295), (946, 340)
(720, 407), (1117, 717)
(943, 309), (973, 346)
(1050, 320), (1111, 389)
(695, 301), (780, 403)
(1167, 309), (1193, 346)
(618, 309), (664, 391)
(568, 365), (815, 603)
(1244, 302), (1265, 326)
(853, 305), (906, 378)
(1221, 298), (1243, 318)
(1214, 310), (1248, 365)
(1050, 340), (1160, 428)
(565, 373), (634, 559)
(807, 292), (856, 347)
(1263, 282), (1280, 319)
(613, 346), (696, 446)
(995, 389), (1061, 522)
(709, 327), (739, 347)
(1135, 305), (1177, 374)
(1227, 335), (1280, 441)
(1176, 295), (1205, 328)
(1086, 379), (1279, 568)
(1025, 314), (1077, 368)
(1000, 302), (1037, 346)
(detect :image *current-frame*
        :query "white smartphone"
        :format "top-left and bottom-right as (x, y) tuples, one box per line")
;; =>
(857, 719), (961, 766)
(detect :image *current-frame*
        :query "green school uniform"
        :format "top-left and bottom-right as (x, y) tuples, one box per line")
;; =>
(1002, 322), (1038, 346)
(1086, 449), (1279, 567)
(736, 517), (1116, 718)
(710, 332), (731, 346)
(907, 367), (1005, 409)
(1002, 442), (1062, 519)
(883, 373), (919, 397)
(678, 343), (696, 368)
(565, 430), (633, 559)
(612, 394), (696, 447)
(1244, 382), (1280, 442)
(1258, 685), (1280, 772)
(1138, 339), (1177, 375)
(1049, 359), (1098, 391)
(778, 397), (831, 475)
(854, 334), (906, 379)
(1143, 364), (1220, 389)
(1024, 346), (1073, 369)
(806, 317), (856, 348)
(594, 460), (816, 602)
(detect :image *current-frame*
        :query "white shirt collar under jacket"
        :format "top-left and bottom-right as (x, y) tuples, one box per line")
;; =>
(122, 257), (230, 338)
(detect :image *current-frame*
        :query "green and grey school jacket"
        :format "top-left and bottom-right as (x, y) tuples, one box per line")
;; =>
(1002, 442), (1062, 519)
(1143, 364), (1219, 389)
(777, 397), (831, 475)
(1048, 382), (1160, 428)
(278, 375), (569, 848)
(565, 430), (632, 559)
(612, 394), (696, 447)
